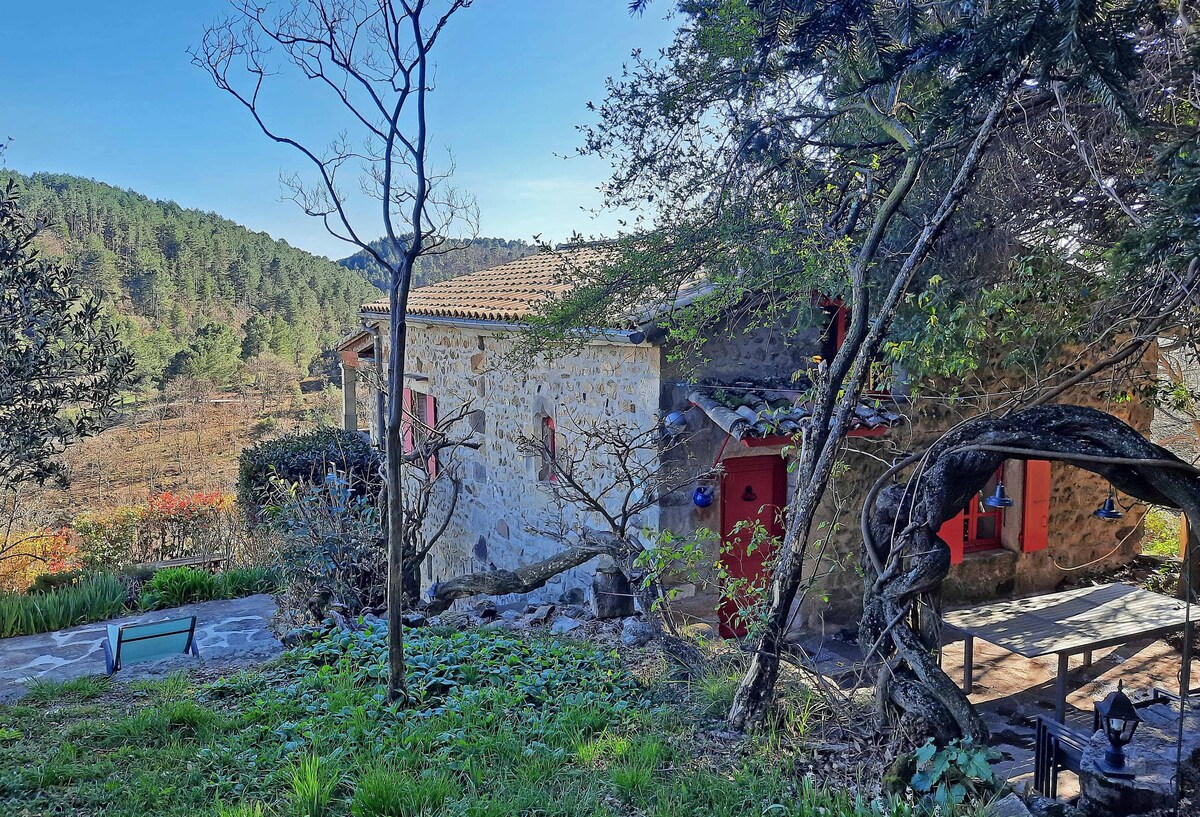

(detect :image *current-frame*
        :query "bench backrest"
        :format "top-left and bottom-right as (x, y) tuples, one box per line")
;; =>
(108, 616), (197, 669)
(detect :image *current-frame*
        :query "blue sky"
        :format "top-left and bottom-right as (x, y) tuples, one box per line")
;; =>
(0, 2), (676, 259)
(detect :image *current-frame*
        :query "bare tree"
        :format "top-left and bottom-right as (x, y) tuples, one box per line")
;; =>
(396, 398), (479, 600)
(426, 411), (710, 671)
(195, 0), (476, 701)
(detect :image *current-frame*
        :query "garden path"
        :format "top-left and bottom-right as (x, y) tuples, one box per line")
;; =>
(0, 594), (282, 700)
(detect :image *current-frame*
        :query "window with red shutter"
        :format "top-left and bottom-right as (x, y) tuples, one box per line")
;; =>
(424, 394), (438, 477)
(538, 416), (557, 482)
(938, 511), (967, 566)
(401, 388), (414, 454)
(1022, 460), (1051, 552)
(963, 468), (1005, 554)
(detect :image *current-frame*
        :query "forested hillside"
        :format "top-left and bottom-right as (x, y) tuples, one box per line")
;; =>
(338, 236), (536, 290)
(3, 171), (381, 383)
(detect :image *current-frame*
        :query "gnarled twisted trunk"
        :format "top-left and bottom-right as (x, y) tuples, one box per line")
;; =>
(862, 404), (1200, 743)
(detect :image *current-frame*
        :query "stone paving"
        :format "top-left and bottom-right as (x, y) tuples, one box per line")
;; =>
(940, 633), (1197, 799)
(0, 594), (282, 701)
(794, 627), (1197, 800)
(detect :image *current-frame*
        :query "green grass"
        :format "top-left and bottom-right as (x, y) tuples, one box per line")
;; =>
(22, 674), (112, 703)
(0, 627), (936, 817)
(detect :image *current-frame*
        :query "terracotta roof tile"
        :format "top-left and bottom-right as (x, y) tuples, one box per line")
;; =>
(362, 247), (612, 323)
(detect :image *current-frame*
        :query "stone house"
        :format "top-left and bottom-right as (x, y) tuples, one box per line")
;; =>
(337, 248), (1150, 634)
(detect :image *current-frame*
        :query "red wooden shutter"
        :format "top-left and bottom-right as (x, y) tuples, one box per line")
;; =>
(938, 511), (966, 565)
(401, 388), (414, 454)
(426, 394), (438, 477)
(1022, 460), (1052, 553)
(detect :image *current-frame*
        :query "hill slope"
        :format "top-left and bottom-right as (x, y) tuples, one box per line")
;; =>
(3, 171), (381, 382)
(338, 236), (537, 291)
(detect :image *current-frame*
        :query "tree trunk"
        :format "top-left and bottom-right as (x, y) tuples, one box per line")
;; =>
(385, 308), (408, 703)
(426, 536), (617, 614)
(401, 552), (421, 606)
(860, 404), (1200, 743)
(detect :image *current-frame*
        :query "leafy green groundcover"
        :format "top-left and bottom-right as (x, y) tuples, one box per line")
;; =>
(0, 628), (929, 817)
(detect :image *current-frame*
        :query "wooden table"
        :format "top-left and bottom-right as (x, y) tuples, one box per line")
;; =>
(943, 583), (1196, 722)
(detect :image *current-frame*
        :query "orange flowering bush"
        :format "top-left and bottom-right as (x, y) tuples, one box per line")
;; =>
(0, 527), (78, 593)
(74, 491), (241, 569)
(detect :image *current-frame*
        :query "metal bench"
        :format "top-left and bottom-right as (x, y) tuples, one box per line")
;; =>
(136, 554), (229, 572)
(102, 615), (200, 674)
(1034, 716), (1088, 799)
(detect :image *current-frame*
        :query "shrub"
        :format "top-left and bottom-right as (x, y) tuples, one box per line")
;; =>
(0, 527), (78, 593)
(1143, 507), (1181, 558)
(0, 573), (128, 638)
(138, 566), (281, 611)
(271, 472), (384, 616)
(237, 426), (381, 523)
(217, 566), (281, 598)
(74, 492), (240, 569)
(27, 568), (87, 595)
(138, 566), (219, 610)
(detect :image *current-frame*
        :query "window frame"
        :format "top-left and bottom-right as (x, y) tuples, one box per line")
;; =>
(401, 386), (438, 477)
(538, 415), (557, 483)
(962, 467), (1005, 554)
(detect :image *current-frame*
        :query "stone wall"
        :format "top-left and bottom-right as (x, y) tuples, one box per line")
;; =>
(651, 324), (1156, 632)
(355, 311), (1156, 631)
(373, 318), (663, 608)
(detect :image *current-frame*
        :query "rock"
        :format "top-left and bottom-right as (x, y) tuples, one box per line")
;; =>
(437, 611), (472, 631)
(558, 587), (586, 606)
(500, 609), (522, 621)
(1078, 722), (1191, 816)
(401, 611), (428, 629)
(529, 604), (555, 624)
(473, 600), (499, 621)
(680, 622), (719, 641)
(991, 793), (1032, 817)
(1028, 794), (1077, 817)
(563, 604), (591, 621)
(524, 603), (540, 614)
(549, 616), (582, 635)
(281, 626), (321, 648)
(591, 566), (635, 619)
(881, 753), (916, 797)
(620, 617), (655, 648)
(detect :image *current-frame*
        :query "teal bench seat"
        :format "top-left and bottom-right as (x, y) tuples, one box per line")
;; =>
(102, 616), (200, 674)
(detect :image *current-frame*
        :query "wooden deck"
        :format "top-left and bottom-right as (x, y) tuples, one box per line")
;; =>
(944, 583), (1197, 722)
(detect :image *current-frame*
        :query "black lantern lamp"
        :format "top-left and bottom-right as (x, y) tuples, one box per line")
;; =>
(1096, 681), (1142, 775)
(1094, 487), (1125, 520)
(983, 482), (1015, 508)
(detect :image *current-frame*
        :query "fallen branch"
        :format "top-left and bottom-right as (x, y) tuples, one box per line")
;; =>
(425, 535), (618, 614)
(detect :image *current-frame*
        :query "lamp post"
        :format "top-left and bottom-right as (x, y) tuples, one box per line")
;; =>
(1095, 682), (1142, 777)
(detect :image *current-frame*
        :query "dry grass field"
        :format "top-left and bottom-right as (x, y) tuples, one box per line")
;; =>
(35, 384), (341, 519)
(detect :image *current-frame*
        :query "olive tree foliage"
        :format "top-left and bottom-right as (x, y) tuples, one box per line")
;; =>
(194, 0), (477, 702)
(0, 178), (135, 494)
(529, 0), (1197, 731)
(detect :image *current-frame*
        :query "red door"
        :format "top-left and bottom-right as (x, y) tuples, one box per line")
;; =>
(718, 455), (787, 637)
